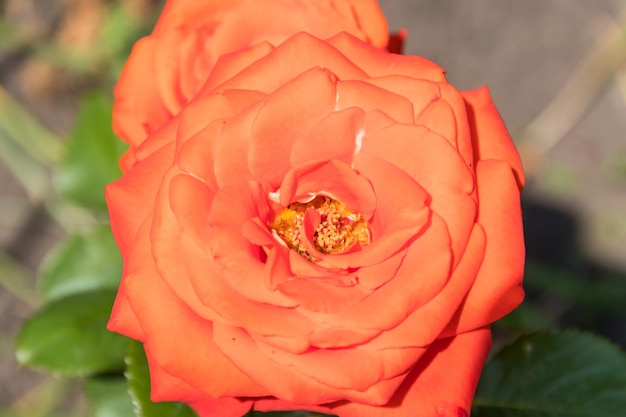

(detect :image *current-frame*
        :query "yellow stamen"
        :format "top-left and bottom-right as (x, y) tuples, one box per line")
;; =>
(269, 196), (370, 260)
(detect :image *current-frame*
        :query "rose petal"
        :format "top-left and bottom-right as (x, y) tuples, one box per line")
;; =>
(177, 120), (223, 192)
(152, 0), (232, 33)
(335, 80), (415, 124)
(190, 397), (253, 417)
(153, 30), (196, 115)
(254, 341), (422, 393)
(177, 89), (267, 149)
(208, 32), (368, 95)
(462, 86), (525, 188)
(146, 352), (256, 417)
(145, 350), (254, 417)
(106, 141), (174, 258)
(304, 212), (452, 346)
(356, 249), (407, 290)
(113, 36), (172, 147)
(438, 83), (474, 167)
(277, 276), (372, 314)
(366, 76), (441, 122)
(329, 328), (492, 417)
(278, 159), (376, 218)
(441, 160), (524, 336)
(200, 41), (275, 95)
(255, 329), (490, 417)
(168, 174), (214, 251)
(257, 330), (490, 417)
(327, 32), (446, 81)
(290, 107), (366, 167)
(337, 0), (390, 48)
(186, 179), (297, 308)
(212, 102), (262, 186)
(362, 224), (486, 350)
(249, 68), (339, 185)
(125, 274), (268, 399)
(313, 154), (429, 270)
(415, 97), (457, 148)
(360, 124), (475, 267)
(213, 324), (418, 406)
(116, 218), (267, 399)
(107, 291), (144, 341)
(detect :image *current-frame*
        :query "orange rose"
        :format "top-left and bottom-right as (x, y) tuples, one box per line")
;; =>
(107, 32), (525, 417)
(113, 0), (389, 169)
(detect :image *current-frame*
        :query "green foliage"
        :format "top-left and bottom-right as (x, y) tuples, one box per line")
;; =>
(39, 225), (123, 301)
(524, 261), (626, 312)
(126, 341), (198, 417)
(16, 290), (128, 377)
(55, 93), (127, 211)
(85, 376), (135, 417)
(474, 331), (626, 417)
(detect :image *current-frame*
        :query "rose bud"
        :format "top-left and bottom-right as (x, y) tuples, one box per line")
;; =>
(107, 32), (525, 417)
(113, 0), (389, 170)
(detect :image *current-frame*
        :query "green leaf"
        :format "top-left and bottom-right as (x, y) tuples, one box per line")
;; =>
(39, 225), (122, 301)
(474, 330), (626, 417)
(127, 341), (198, 417)
(494, 302), (556, 332)
(0, 86), (62, 165)
(86, 376), (135, 417)
(16, 289), (128, 376)
(0, 86), (58, 203)
(55, 93), (126, 211)
(524, 261), (626, 312)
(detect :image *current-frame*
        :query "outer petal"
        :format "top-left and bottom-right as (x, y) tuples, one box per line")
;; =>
(462, 86), (525, 188)
(113, 37), (172, 147)
(328, 32), (446, 81)
(107, 291), (144, 341)
(208, 33), (368, 95)
(115, 219), (268, 399)
(106, 141), (174, 258)
(360, 124), (475, 268)
(330, 328), (492, 417)
(335, 80), (415, 124)
(145, 352), (254, 417)
(360, 224), (485, 350)
(253, 328), (491, 417)
(442, 160), (525, 336)
(213, 324), (421, 406)
(290, 107), (366, 167)
(305, 211), (451, 347)
(339, 0), (389, 48)
(249, 68), (339, 185)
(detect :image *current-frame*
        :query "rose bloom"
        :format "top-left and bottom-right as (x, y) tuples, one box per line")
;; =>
(107, 32), (525, 417)
(113, 0), (389, 169)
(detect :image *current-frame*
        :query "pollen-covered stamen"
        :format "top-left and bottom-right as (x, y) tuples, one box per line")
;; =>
(269, 195), (370, 260)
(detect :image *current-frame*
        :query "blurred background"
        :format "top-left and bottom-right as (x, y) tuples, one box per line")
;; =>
(1, 0), (625, 414)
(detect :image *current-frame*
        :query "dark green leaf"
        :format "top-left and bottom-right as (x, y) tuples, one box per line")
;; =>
(86, 376), (135, 417)
(474, 330), (626, 417)
(127, 341), (198, 417)
(494, 302), (556, 332)
(16, 290), (128, 376)
(524, 261), (626, 312)
(55, 93), (126, 211)
(39, 225), (122, 301)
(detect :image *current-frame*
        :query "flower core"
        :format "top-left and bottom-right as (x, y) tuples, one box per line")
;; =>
(270, 196), (370, 259)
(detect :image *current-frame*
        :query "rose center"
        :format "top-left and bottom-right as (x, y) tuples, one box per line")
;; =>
(269, 196), (370, 259)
